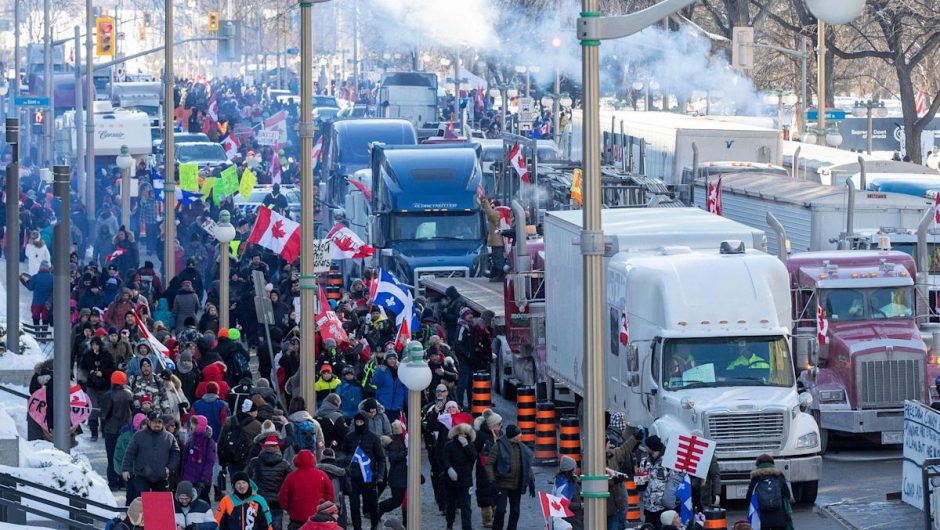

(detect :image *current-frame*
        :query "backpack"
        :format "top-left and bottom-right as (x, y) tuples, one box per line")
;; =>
(219, 419), (252, 464)
(316, 414), (344, 449)
(755, 476), (783, 511)
(291, 420), (319, 453)
(233, 348), (251, 379)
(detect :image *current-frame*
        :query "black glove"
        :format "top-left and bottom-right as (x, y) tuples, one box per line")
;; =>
(186, 524), (197, 530)
(528, 481), (536, 498)
(633, 426), (646, 441)
(195, 482), (207, 496)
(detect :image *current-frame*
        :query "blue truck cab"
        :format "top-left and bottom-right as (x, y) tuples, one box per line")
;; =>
(369, 143), (486, 287)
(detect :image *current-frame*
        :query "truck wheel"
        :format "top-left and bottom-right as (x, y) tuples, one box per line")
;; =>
(792, 480), (818, 505)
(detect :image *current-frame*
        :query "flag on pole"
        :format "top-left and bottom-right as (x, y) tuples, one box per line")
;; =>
(508, 142), (530, 184)
(352, 447), (373, 483)
(312, 136), (324, 168)
(817, 303), (828, 346)
(316, 286), (349, 344)
(539, 491), (575, 519)
(706, 177), (722, 215)
(222, 134), (240, 160)
(748, 492), (762, 530)
(677, 473), (693, 525)
(394, 318), (411, 353)
(271, 148), (283, 184)
(371, 269), (419, 330)
(134, 310), (169, 356)
(327, 223), (375, 259)
(247, 206), (302, 263)
(263, 110), (288, 142)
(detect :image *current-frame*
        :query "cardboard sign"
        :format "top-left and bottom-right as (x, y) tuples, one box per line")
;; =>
(313, 239), (332, 273)
(200, 218), (219, 240)
(220, 165), (239, 197)
(179, 163), (199, 192)
(27, 385), (91, 432)
(662, 433), (717, 480)
(141, 491), (176, 530)
(256, 129), (280, 146)
(902, 400), (940, 509)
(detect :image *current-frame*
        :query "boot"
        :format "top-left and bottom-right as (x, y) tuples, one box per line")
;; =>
(481, 506), (494, 528)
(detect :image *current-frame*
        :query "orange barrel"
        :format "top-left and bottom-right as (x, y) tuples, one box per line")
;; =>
(516, 387), (537, 446)
(471, 371), (492, 417)
(624, 479), (641, 523)
(326, 267), (343, 300)
(534, 401), (558, 465)
(558, 416), (581, 465)
(702, 508), (728, 529)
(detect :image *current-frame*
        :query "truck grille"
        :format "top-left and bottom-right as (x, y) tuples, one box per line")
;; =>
(415, 268), (470, 286)
(706, 412), (785, 453)
(856, 355), (923, 409)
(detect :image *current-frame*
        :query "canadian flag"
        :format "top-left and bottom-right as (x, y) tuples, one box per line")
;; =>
(247, 206), (302, 263)
(271, 147), (283, 185)
(619, 312), (629, 345)
(508, 142), (531, 184)
(106, 248), (126, 264)
(207, 97), (219, 122)
(134, 310), (169, 356)
(312, 136), (324, 168)
(221, 135), (240, 160)
(327, 223), (375, 259)
(817, 303), (829, 346)
(706, 177), (722, 215)
(394, 318), (411, 353)
(316, 286), (349, 344)
(916, 89), (928, 117)
(539, 491), (575, 519)
(264, 110), (288, 142)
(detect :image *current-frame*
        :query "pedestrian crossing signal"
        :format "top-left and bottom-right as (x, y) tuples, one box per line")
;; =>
(96, 17), (114, 56)
(208, 12), (219, 33)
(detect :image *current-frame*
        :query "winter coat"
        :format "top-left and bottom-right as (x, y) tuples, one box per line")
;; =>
(25, 241), (50, 275)
(284, 411), (327, 459)
(247, 449), (292, 508)
(195, 362), (231, 400)
(173, 289), (201, 331)
(182, 416), (217, 488)
(106, 337), (134, 367)
(128, 373), (168, 412)
(80, 349), (117, 392)
(177, 366), (202, 405)
(316, 459), (349, 526)
(484, 201), (505, 247)
(486, 436), (534, 493)
(341, 427), (386, 485)
(336, 382), (362, 420)
(125, 347), (168, 377)
(314, 400), (347, 451)
(215, 485), (273, 530)
(113, 425), (135, 474)
(384, 434), (408, 489)
(100, 384), (134, 435)
(474, 419), (498, 506)
(554, 471), (584, 530)
(77, 288), (107, 312)
(216, 338), (249, 386)
(355, 400), (392, 438)
(163, 378), (190, 420)
(444, 424), (478, 488)
(121, 426), (182, 482)
(372, 365), (407, 412)
(278, 450), (336, 524)
(192, 393), (230, 442)
(174, 498), (216, 530)
(25, 268), (53, 306)
(218, 414), (263, 466)
(641, 456), (673, 513)
(607, 435), (638, 514)
(314, 376), (340, 404)
(745, 463), (793, 529)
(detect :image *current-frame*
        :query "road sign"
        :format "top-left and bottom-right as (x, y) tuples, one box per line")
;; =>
(518, 96), (537, 124)
(14, 96), (49, 107)
(286, 48), (299, 56)
(807, 108), (847, 121)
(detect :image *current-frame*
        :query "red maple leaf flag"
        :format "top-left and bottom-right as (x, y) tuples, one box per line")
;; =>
(247, 206), (301, 263)
(106, 248), (126, 264)
(619, 312), (629, 345)
(394, 318), (411, 353)
(508, 142), (530, 184)
(327, 223), (375, 259)
(817, 303), (829, 346)
(222, 134), (240, 160)
(539, 491), (574, 519)
(312, 136), (324, 167)
(706, 177), (722, 215)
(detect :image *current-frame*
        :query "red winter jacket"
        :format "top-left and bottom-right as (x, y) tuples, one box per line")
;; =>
(277, 450), (335, 524)
(195, 361), (230, 400)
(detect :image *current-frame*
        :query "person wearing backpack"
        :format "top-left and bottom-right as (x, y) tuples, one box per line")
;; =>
(218, 399), (263, 486)
(247, 436), (292, 530)
(744, 454), (794, 530)
(285, 397), (326, 459)
(317, 449), (350, 529)
(316, 393), (348, 451)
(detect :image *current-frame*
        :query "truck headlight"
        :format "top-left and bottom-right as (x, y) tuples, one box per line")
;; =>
(796, 432), (819, 449)
(819, 390), (846, 403)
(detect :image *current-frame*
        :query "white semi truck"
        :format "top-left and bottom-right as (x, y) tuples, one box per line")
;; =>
(543, 208), (822, 503)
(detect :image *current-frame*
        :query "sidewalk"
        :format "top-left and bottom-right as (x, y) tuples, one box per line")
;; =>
(822, 500), (926, 530)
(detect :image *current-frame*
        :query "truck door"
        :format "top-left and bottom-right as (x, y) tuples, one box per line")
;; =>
(642, 339), (662, 420)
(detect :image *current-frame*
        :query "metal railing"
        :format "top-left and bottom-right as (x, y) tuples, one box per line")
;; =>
(0, 385), (29, 399)
(0, 472), (123, 530)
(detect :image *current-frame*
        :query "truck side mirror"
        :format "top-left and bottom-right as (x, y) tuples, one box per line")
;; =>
(370, 215), (386, 248)
(811, 339), (828, 368)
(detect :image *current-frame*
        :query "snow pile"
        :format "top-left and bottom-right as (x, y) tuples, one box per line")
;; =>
(0, 401), (18, 439)
(0, 324), (48, 370)
(0, 384), (29, 439)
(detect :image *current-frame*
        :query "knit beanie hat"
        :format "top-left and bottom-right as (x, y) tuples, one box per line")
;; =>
(206, 381), (220, 395)
(110, 371), (127, 385)
(559, 455), (577, 473)
(391, 420), (404, 435)
(175, 481), (195, 500)
(484, 409), (503, 429)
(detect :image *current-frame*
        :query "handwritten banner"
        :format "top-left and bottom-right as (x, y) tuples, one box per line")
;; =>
(902, 400), (940, 509)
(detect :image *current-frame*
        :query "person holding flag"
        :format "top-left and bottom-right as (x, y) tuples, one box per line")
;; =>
(744, 454), (793, 530)
(341, 412), (386, 530)
(550, 456), (583, 530)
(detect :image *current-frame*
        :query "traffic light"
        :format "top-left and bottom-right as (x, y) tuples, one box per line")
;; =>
(32, 110), (43, 133)
(95, 17), (114, 56)
(143, 13), (151, 27)
(208, 12), (219, 33)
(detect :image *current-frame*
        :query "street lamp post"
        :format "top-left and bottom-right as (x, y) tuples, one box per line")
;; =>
(215, 210), (236, 330)
(853, 99), (887, 155)
(116, 145), (134, 228)
(86, 0), (95, 227)
(164, 0), (177, 281)
(5, 118), (20, 355)
(51, 165), (71, 452)
(398, 340), (432, 530)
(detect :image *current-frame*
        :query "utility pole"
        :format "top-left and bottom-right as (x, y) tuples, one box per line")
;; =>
(43, 0), (52, 164)
(300, 0), (318, 415)
(164, 0), (177, 281)
(352, 0), (359, 97)
(5, 118), (20, 355)
(52, 165), (71, 452)
(86, 0), (95, 227)
(12, 0), (20, 119)
(74, 26), (84, 217)
(816, 21), (826, 145)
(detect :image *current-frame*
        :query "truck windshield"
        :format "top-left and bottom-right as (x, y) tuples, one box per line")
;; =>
(390, 212), (481, 241)
(661, 336), (794, 390)
(821, 286), (913, 321)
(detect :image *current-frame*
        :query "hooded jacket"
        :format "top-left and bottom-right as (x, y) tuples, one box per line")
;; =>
(80, 347), (117, 392)
(196, 362), (231, 400)
(100, 384), (134, 435)
(247, 448), (292, 508)
(355, 400), (392, 438)
(372, 364), (407, 412)
(744, 463), (792, 528)
(192, 392), (230, 443)
(182, 415), (217, 487)
(285, 411), (327, 459)
(444, 424), (478, 488)
(174, 497), (215, 530)
(486, 435), (534, 493)
(215, 479), (274, 530)
(121, 425), (182, 482)
(340, 420), (386, 485)
(278, 450), (336, 524)
(106, 335), (134, 367)
(335, 381), (362, 420)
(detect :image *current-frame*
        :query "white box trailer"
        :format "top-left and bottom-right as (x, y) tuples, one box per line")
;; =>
(693, 173), (932, 255)
(569, 110), (782, 186)
(542, 207), (821, 503)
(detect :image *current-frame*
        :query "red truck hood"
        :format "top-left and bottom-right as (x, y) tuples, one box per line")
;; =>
(827, 320), (925, 355)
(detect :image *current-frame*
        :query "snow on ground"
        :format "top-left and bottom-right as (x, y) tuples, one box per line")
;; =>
(0, 332), (48, 369)
(0, 384), (29, 440)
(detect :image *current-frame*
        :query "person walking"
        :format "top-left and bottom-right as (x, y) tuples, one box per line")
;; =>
(181, 415), (217, 504)
(278, 449), (336, 530)
(218, 399), (263, 482)
(372, 352), (406, 423)
(215, 471), (275, 530)
(341, 413), (386, 530)
(247, 435), (292, 530)
(485, 424), (534, 530)
(377, 420), (407, 521)
(444, 422), (478, 530)
(552, 456), (583, 530)
(80, 339), (116, 441)
(100, 370), (134, 489)
(474, 409), (501, 528)
(121, 412), (182, 500)
(22, 260), (53, 325)
(316, 449), (349, 529)
(744, 454), (794, 530)
(173, 480), (217, 530)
